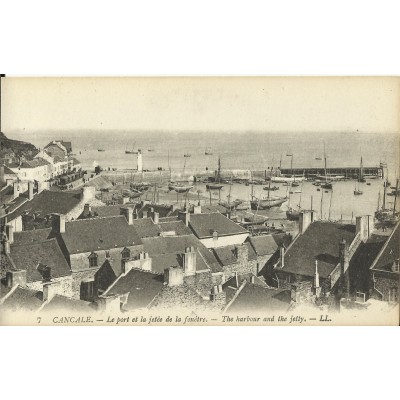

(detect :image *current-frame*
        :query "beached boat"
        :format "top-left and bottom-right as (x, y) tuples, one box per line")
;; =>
(321, 182), (333, 189)
(98, 149), (105, 152)
(263, 186), (279, 191)
(206, 183), (224, 190)
(168, 183), (193, 193)
(250, 196), (288, 210)
(184, 153), (191, 158)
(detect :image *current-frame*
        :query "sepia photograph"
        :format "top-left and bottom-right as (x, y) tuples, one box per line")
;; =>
(0, 76), (398, 326)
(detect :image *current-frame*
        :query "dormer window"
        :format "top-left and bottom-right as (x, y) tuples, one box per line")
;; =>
(392, 259), (399, 273)
(121, 247), (131, 260)
(89, 252), (98, 268)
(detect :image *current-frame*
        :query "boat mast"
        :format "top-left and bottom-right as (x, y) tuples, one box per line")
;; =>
(324, 142), (327, 182)
(393, 178), (399, 216)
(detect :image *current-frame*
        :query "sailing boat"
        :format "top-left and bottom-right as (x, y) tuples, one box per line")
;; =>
(205, 147), (213, 155)
(358, 156), (366, 182)
(206, 155), (224, 190)
(321, 143), (333, 189)
(354, 180), (363, 195)
(251, 163), (287, 210)
(374, 178), (399, 225)
(286, 182), (304, 220)
(125, 142), (138, 154)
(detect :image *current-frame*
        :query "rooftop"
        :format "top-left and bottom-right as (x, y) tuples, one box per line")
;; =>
(105, 268), (164, 310)
(61, 215), (143, 254)
(6, 189), (82, 221)
(157, 220), (192, 236)
(213, 243), (257, 266)
(189, 212), (248, 239)
(371, 223), (400, 272)
(278, 221), (357, 278)
(42, 295), (93, 313)
(225, 281), (291, 313)
(10, 238), (71, 282)
(1, 287), (43, 312)
(249, 233), (292, 256)
(141, 235), (222, 273)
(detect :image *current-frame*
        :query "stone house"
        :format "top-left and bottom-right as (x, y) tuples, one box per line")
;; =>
(271, 211), (372, 302)
(369, 222), (399, 303)
(179, 209), (249, 249)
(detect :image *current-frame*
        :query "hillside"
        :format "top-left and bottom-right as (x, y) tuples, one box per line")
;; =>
(0, 132), (38, 159)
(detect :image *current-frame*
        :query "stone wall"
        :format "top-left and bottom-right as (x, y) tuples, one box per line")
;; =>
(223, 259), (258, 280)
(69, 245), (143, 273)
(370, 271), (399, 302)
(26, 275), (73, 298)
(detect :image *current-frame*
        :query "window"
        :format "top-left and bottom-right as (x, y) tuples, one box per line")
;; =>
(89, 252), (98, 268)
(80, 280), (95, 301)
(105, 251), (111, 259)
(121, 247), (131, 260)
(393, 259), (399, 273)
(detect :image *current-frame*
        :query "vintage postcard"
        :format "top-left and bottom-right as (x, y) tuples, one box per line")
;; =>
(0, 76), (399, 326)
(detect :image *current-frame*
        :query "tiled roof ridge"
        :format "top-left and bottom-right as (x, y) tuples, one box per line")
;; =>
(369, 221), (400, 272)
(223, 279), (247, 313)
(67, 215), (125, 223)
(11, 236), (58, 248)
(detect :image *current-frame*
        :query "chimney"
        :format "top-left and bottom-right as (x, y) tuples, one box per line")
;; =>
(210, 285), (226, 305)
(142, 209), (148, 219)
(212, 230), (218, 243)
(13, 182), (19, 199)
(314, 259), (320, 288)
(43, 281), (60, 302)
(52, 213), (66, 233)
(356, 215), (374, 241)
(5, 224), (14, 244)
(339, 239), (350, 274)
(183, 246), (196, 276)
(120, 207), (134, 225)
(0, 165), (4, 183)
(97, 293), (122, 313)
(299, 210), (312, 234)
(81, 186), (95, 201)
(193, 202), (202, 214)
(235, 244), (248, 265)
(250, 275), (255, 284)
(178, 210), (190, 227)
(122, 196), (129, 204)
(6, 270), (27, 288)
(28, 181), (34, 200)
(153, 211), (159, 224)
(280, 246), (285, 268)
(164, 266), (184, 286)
(84, 203), (91, 217)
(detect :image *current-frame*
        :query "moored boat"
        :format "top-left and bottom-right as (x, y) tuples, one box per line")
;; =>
(250, 196), (288, 210)
(168, 183), (193, 193)
(206, 183), (224, 190)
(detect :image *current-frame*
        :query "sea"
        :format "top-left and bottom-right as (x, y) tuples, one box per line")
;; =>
(20, 130), (400, 221)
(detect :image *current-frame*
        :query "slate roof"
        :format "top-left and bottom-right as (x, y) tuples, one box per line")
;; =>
(6, 189), (82, 221)
(189, 213), (248, 239)
(1, 287), (43, 312)
(10, 238), (71, 282)
(278, 222), (357, 278)
(42, 295), (93, 313)
(61, 215), (143, 254)
(222, 273), (268, 290)
(141, 235), (222, 273)
(371, 223), (400, 272)
(249, 233), (291, 256)
(225, 281), (291, 313)
(157, 220), (192, 236)
(13, 228), (52, 245)
(2, 166), (17, 175)
(105, 268), (164, 310)
(132, 218), (161, 238)
(15, 158), (50, 168)
(213, 243), (257, 266)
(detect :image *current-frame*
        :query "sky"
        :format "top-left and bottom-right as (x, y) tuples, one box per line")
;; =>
(1, 77), (399, 137)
